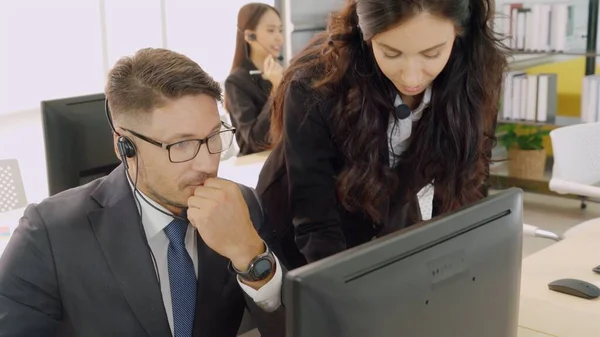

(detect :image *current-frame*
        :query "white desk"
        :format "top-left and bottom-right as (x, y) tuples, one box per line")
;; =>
(518, 222), (600, 337)
(218, 151), (270, 189)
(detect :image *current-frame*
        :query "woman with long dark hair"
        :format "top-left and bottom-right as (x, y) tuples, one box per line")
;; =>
(257, 0), (507, 269)
(224, 3), (284, 156)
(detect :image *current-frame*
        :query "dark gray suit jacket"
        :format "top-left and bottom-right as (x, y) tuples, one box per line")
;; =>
(0, 165), (285, 337)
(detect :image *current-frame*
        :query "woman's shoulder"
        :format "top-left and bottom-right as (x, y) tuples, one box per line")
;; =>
(225, 66), (252, 86)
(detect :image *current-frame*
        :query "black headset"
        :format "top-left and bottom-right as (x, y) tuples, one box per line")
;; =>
(105, 99), (136, 168)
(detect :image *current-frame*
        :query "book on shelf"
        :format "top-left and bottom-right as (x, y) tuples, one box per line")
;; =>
(581, 75), (600, 123)
(497, 2), (574, 52)
(501, 71), (557, 123)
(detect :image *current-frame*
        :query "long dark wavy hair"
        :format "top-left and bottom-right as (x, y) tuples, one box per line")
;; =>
(270, 0), (508, 221)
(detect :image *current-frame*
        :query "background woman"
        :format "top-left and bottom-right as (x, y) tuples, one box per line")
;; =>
(257, 0), (506, 269)
(224, 3), (284, 156)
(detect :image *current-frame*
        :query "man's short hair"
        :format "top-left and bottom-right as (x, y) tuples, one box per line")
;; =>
(105, 48), (222, 121)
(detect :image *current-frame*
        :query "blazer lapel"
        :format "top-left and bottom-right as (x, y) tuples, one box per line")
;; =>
(88, 166), (172, 337)
(192, 232), (231, 336)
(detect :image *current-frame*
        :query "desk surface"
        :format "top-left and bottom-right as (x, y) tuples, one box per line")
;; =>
(217, 151), (270, 189)
(518, 229), (600, 337)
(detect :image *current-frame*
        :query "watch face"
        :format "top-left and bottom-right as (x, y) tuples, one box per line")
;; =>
(252, 258), (273, 280)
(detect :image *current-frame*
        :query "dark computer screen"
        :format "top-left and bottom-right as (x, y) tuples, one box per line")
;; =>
(285, 188), (523, 337)
(42, 93), (120, 196)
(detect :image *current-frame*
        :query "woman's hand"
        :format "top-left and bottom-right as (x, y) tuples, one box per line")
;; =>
(262, 56), (283, 89)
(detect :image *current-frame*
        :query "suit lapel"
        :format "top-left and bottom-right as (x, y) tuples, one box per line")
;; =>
(192, 232), (231, 336)
(88, 166), (172, 337)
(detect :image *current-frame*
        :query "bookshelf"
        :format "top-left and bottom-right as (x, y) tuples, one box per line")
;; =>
(490, 0), (599, 196)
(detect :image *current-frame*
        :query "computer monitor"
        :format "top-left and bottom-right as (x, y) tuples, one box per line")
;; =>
(285, 188), (523, 337)
(42, 93), (120, 196)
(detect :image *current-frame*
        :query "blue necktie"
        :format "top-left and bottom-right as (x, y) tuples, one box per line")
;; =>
(164, 218), (197, 337)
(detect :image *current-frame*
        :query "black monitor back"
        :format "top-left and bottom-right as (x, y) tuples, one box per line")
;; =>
(285, 188), (523, 337)
(42, 93), (119, 196)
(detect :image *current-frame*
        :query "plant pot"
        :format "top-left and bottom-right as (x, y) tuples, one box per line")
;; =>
(507, 148), (547, 180)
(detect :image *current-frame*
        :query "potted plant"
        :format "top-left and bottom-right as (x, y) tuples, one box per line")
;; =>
(496, 123), (550, 179)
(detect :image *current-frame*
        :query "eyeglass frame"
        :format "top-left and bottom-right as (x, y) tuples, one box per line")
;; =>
(120, 121), (237, 163)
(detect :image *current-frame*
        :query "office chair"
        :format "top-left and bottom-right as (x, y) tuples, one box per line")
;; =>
(548, 123), (600, 209)
(0, 159), (27, 213)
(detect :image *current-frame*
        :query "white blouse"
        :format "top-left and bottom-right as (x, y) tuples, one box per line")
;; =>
(386, 87), (434, 220)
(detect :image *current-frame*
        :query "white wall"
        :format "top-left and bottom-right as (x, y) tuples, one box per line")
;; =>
(0, 0), (273, 204)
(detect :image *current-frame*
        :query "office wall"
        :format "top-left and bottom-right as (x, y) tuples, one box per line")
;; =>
(0, 0), (272, 204)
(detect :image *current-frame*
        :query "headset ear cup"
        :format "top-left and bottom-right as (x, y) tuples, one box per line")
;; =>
(117, 136), (136, 158)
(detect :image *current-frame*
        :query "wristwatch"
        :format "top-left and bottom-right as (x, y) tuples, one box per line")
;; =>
(229, 241), (276, 282)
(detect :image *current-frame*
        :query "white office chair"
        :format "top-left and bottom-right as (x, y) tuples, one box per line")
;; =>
(0, 159), (27, 213)
(548, 123), (600, 209)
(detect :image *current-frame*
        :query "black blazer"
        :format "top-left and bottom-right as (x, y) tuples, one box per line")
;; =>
(256, 79), (432, 270)
(225, 59), (273, 156)
(0, 165), (285, 337)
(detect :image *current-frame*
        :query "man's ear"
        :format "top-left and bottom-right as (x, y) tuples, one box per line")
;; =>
(113, 133), (121, 160)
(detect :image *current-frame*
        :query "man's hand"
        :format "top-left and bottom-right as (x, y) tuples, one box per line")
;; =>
(187, 178), (264, 272)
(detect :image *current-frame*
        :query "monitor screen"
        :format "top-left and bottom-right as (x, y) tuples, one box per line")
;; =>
(285, 188), (523, 337)
(42, 93), (120, 196)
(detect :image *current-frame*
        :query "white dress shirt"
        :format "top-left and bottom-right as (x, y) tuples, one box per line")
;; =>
(129, 184), (282, 335)
(387, 87), (435, 220)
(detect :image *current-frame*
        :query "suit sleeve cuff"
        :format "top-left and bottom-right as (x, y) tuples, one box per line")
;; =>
(237, 253), (283, 312)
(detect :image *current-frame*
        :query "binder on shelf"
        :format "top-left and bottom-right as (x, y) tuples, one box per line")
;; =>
(501, 2), (573, 52)
(525, 74), (538, 121)
(536, 73), (557, 123)
(501, 70), (557, 123)
(502, 71), (526, 119)
(512, 74), (525, 120)
(581, 75), (600, 123)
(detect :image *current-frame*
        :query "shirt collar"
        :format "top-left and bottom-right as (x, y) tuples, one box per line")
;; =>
(127, 179), (175, 240)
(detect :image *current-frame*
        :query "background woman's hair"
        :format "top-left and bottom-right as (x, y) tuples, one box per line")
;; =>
(270, 0), (508, 221)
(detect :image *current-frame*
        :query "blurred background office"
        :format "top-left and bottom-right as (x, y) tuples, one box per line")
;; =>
(2, 0), (600, 258)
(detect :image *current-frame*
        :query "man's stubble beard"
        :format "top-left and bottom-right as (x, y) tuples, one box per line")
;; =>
(143, 168), (218, 211)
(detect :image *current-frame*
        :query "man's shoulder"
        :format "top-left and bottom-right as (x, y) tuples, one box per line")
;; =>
(26, 177), (106, 228)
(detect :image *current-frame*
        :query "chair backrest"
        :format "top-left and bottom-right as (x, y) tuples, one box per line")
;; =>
(549, 123), (600, 184)
(0, 159), (27, 213)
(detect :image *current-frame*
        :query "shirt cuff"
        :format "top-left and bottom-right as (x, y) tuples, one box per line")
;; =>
(237, 253), (283, 312)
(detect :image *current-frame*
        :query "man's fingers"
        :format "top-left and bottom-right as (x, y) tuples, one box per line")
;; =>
(203, 177), (231, 189)
(186, 207), (208, 228)
(187, 195), (219, 210)
(203, 178), (239, 197)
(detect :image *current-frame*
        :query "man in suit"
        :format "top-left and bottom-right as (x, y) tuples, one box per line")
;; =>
(0, 48), (285, 337)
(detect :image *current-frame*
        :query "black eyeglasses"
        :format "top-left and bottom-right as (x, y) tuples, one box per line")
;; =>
(122, 122), (236, 163)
